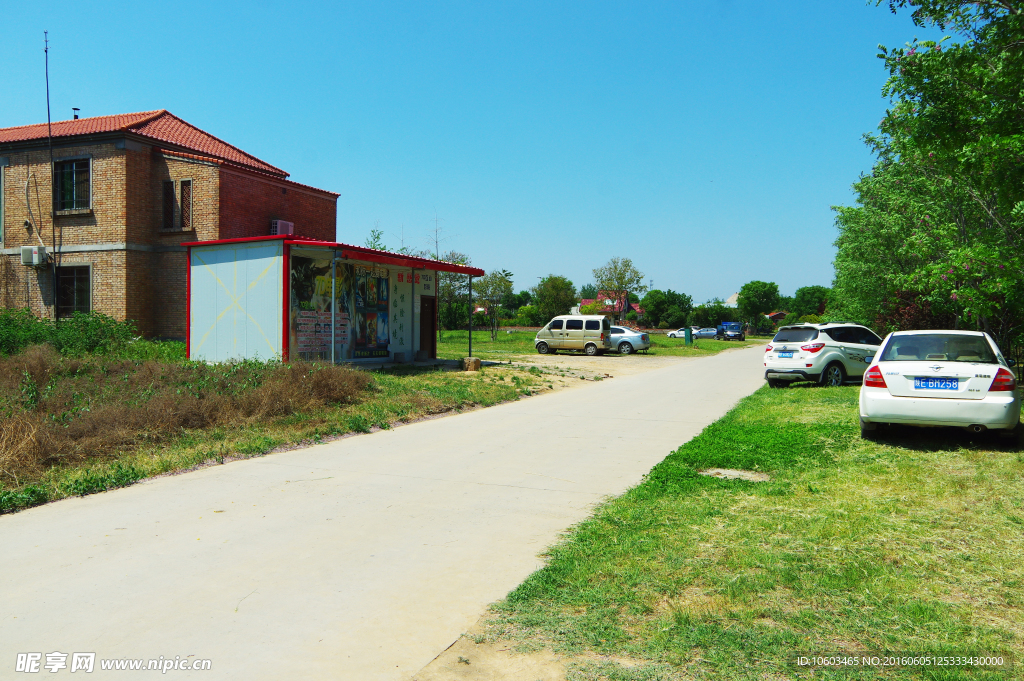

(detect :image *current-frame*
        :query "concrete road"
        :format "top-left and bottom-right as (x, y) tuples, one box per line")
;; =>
(0, 346), (766, 680)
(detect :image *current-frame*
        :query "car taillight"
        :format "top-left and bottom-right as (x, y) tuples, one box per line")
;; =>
(765, 345), (773, 352)
(864, 365), (887, 388)
(600, 333), (604, 340)
(801, 343), (825, 353)
(989, 367), (1017, 392)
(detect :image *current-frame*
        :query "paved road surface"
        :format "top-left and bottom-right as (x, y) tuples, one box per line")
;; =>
(1, 346), (766, 679)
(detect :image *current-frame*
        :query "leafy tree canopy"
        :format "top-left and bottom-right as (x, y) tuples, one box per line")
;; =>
(592, 257), (647, 319)
(532, 275), (577, 324)
(832, 1), (1024, 344)
(737, 281), (781, 321)
(792, 286), (830, 318)
(579, 283), (598, 299)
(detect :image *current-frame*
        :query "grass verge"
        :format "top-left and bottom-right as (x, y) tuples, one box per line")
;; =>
(0, 348), (541, 514)
(485, 384), (1023, 680)
(438, 330), (761, 360)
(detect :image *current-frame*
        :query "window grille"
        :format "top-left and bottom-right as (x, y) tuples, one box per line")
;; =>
(180, 180), (192, 231)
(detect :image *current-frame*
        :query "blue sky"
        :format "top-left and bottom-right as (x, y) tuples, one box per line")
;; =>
(3, 1), (943, 303)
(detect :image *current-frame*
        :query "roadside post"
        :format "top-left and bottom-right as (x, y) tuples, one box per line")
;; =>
(684, 327), (692, 345)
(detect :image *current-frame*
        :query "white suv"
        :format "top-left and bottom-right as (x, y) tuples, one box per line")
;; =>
(764, 323), (883, 388)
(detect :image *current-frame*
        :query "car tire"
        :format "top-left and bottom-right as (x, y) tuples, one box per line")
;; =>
(618, 341), (633, 355)
(860, 418), (878, 440)
(821, 362), (845, 387)
(536, 342), (549, 355)
(585, 343), (598, 356)
(767, 378), (788, 389)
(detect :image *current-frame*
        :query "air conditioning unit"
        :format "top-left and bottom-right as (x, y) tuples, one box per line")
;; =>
(21, 245), (48, 267)
(270, 220), (294, 236)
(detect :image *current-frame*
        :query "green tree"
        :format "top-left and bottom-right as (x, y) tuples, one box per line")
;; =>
(532, 275), (577, 324)
(831, 1), (1024, 343)
(473, 270), (514, 340)
(737, 281), (780, 323)
(688, 298), (737, 328)
(639, 290), (668, 326)
(579, 283), (598, 299)
(792, 286), (830, 318)
(640, 289), (692, 327)
(436, 251), (471, 331)
(365, 222), (386, 250)
(592, 257), (647, 320)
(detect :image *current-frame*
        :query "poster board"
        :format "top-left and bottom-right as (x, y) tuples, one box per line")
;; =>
(289, 252), (389, 361)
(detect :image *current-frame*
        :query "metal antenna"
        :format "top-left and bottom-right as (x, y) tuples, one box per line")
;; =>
(45, 31), (58, 322)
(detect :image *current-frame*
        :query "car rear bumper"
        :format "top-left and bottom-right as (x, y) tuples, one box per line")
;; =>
(860, 388), (1021, 429)
(765, 369), (820, 382)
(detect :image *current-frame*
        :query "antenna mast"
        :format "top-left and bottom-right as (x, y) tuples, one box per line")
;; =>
(45, 31), (58, 322)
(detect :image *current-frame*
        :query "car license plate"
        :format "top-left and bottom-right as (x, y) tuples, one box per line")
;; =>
(778, 351), (793, 358)
(914, 377), (958, 390)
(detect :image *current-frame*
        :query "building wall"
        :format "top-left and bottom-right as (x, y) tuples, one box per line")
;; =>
(0, 143), (128, 322)
(1, 138), (337, 340)
(219, 168), (336, 242)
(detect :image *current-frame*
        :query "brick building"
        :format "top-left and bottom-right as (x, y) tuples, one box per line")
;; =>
(0, 110), (338, 338)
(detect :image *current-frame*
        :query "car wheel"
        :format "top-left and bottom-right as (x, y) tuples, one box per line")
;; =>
(536, 342), (549, 354)
(860, 418), (878, 440)
(618, 341), (634, 355)
(821, 363), (845, 387)
(767, 378), (788, 389)
(585, 343), (598, 356)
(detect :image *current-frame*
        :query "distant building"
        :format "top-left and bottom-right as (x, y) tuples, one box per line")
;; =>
(0, 110), (338, 339)
(725, 292), (739, 308)
(579, 290), (645, 320)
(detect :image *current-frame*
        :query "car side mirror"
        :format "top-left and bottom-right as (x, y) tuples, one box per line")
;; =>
(865, 356), (875, 364)
(1008, 358), (1017, 368)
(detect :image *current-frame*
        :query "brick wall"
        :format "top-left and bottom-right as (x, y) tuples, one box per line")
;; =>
(219, 167), (336, 241)
(1, 136), (338, 340)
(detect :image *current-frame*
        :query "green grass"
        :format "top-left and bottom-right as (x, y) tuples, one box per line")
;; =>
(486, 384), (1023, 680)
(0, 362), (540, 514)
(438, 329), (761, 360)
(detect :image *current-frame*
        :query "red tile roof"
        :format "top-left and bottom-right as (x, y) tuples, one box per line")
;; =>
(0, 110), (287, 177)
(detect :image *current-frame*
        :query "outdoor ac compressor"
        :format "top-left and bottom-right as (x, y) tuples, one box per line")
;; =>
(21, 245), (48, 267)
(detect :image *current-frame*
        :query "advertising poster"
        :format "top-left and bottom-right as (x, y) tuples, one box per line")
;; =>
(353, 265), (390, 359)
(289, 255), (353, 361)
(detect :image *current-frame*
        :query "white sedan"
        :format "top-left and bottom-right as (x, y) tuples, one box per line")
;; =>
(859, 330), (1021, 439)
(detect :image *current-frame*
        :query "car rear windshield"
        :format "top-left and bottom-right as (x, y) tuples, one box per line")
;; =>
(878, 334), (997, 363)
(772, 328), (818, 343)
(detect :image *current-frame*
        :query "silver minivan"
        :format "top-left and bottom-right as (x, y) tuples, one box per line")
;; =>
(535, 315), (613, 355)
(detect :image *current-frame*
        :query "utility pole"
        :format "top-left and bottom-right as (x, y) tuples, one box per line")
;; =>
(45, 31), (58, 323)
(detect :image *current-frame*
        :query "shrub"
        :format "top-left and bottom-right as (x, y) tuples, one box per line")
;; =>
(658, 321), (670, 329)
(0, 352), (372, 488)
(625, 310), (638, 321)
(0, 309), (138, 357)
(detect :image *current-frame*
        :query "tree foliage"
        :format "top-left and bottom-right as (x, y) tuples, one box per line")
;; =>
(640, 289), (693, 328)
(688, 299), (738, 328)
(532, 275), (577, 324)
(736, 281), (780, 322)
(592, 258), (647, 320)
(579, 283), (598, 299)
(436, 251), (471, 331)
(833, 1), (1024, 345)
(791, 286), (830, 318)
(473, 269), (514, 340)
